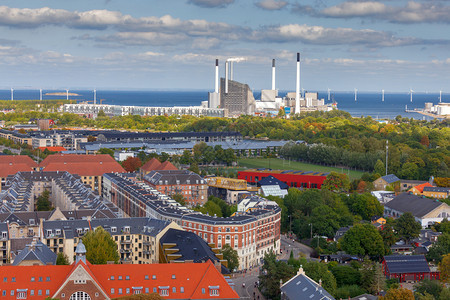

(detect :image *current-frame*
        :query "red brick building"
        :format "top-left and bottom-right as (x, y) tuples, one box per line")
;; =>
(0, 241), (239, 299)
(238, 169), (328, 189)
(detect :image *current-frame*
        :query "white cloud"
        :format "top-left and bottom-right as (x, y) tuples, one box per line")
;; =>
(255, 0), (288, 11)
(187, 0), (234, 8)
(295, 1), (450, 24)
(254, 24), (420, 47)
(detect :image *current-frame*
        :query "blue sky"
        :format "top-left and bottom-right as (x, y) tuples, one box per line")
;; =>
(0, 0), (449, 92)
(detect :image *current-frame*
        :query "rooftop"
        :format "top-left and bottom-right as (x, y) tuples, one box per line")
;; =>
(384, 193), (446, 218)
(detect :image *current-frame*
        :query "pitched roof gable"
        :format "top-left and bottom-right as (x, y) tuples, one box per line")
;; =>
(410, 182), (434, 193)
(141, 158), (162, 172)
(384, 255), (430, 274)
(381, 174), (400, 184)
(160, 160), (178, 171)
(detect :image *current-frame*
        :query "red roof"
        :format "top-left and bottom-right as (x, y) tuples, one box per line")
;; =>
(40, 154), (125, 176)
(160, 160), (178, 170)
(38, 146), (67, 152)
(141, 158), (178, 172)
(412, 182), (433, 193)
(0, 260), (238, 299)
(0, 155), (38, 178)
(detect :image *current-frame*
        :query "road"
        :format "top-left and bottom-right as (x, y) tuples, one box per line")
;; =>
(279, 235), (315, 260)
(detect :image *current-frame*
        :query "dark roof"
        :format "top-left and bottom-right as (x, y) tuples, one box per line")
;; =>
(257, 175), (289, 189)
(144, 170), (203, 186)
(384, 193), (445, 218)
(281, 269), (335, 300)
(351, 294), (378, 300)
(381, 174), (400, 184)
(160, 228), (229, 274)
(383, 255), (430, 274)
(423, 186), (450, 193)
(12, 241), (57, 266)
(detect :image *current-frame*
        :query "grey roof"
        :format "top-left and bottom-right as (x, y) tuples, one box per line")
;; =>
(350, 294), (378, 300)
(91, 217), (170, 237)
(381, 174), (400, 184)
(12, 241), (57, 266)
(144, 170), (203, 186)
(281, 270), (335, 300)
(383, 255), (430, 274)
(423, 186), (450, 193)
(257, 175), (289, 189)
(384, 193), (445, 218)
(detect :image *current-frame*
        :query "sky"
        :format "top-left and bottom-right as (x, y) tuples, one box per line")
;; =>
(0, 0), (449, 92)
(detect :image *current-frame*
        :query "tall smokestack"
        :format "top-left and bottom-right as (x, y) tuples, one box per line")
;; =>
(94, 89), (96, 105)
(215, 59), (219, 93)
(225, 61), (229, 94)
(295, 52), (301, 114)
(272, 59), (276, 90)
(230, 61), (233, 81)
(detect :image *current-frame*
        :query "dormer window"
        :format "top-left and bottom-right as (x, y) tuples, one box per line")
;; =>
(55, 229), (61, 235)
(111, 227), (117, 233)
(123, 226), (130, 233)
(209, 286), (220, 296)
(29, 219), (35, 225)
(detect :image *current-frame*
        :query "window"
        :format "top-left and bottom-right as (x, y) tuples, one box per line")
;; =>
(173, 287), (176, 293)
(118, 289), (123, 295)
(69, 291), (91, 300)
(12, 277), (16, 282)
(111, 288), (115, 294)
(30, 290), (34, 296)
(152, 275), (156, 280)
(172, 275), (176, 279)
(1, 291), (5, 296)
(10, 290), (14, 296)
(46, 290), (50, 296)
(125, 275), (130, 280)
(180, 287), (184, 293)
(210, 288), (219, 296)
(111, 227), (117, 233)
(110, 276), (114, 280)
(202, 288), (206, 294)
(118, 276), (122, 280)
(46, 276), (50, 281)
(31, 277), (35, 282)
(159, 288), (169, 296)
(126, 288), (130, 294)
(145, 275), (149, 280)
(145, 288), (149, 294)
(38, 290), (42, 296)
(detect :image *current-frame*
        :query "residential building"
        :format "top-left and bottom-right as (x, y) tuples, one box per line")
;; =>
(382, 255), (440, 282)
(408, 182), (434, 195)
(281, 266), (335, 300)
(373, 174), (400, 191)
(42, 217), (180, 264)
(422, 186), (450, 199)
(399, 179), (429, 192)
(0, 241), (239, 299)
(144, 170), (207, 206)
(40, 154), (125, 191)
(102, 173), (281, 270)
(0, 156), (38, 191)
(238, 169), (328, 189)
(96, 131), (242, 143)
(384, 193), (450, 227)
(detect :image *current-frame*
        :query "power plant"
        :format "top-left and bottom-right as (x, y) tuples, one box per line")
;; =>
(208, 52), (336, 117)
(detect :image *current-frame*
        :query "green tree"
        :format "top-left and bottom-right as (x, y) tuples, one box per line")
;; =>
(380, 223), (398, 253)
(98, 148), (114, 158)
(394, 212), (421, 242)
(427, 233), (450, 263)
(82, 227), (120, 264)
(414, 279), (443, 300)
(439, 253), (450, 283)
(56, 252), (69, 265)
(172, 193), (186, 206)
(340, 224), (385, 258)
(303, 261), (337, 296)
(36, 190), (53, 211)
(374, 159), (386, 177)
(259, 251), (296, 300)
(321, 172), (350, 193)
(221, 244), (239, 272)
(330, 265), (361, 286)
(188, 162), (200, 174)
(379, 287), (414, 300)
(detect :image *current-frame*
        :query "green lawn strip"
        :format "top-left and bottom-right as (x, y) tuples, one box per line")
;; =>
(237, 158), (364, 180)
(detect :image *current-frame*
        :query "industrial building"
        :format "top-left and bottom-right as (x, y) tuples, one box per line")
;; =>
(220, 78), (255, 117)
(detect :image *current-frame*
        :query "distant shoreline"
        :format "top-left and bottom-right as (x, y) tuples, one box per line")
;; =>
(45, 92), (80, 96)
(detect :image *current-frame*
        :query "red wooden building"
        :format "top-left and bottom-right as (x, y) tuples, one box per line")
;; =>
(382, 255), (440, 282)
(238, 169), (328, 189)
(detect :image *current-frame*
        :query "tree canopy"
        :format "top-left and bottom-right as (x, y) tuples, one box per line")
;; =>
(82, 226), (120, 264)
(221, 244), (239, 272)
(340, 224), (385, 259)
(394, 212), (421, 242)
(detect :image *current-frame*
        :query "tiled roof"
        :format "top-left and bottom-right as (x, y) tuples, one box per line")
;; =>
(38, 146), (67, 152)
(40, 154), (125, 176)
(381, 174), (401, 184)
(423, 186), (450, 193)
(281, 268), (335, 300)
(410, 182), (434, 193)
(0, 155), (38, 178)
(383, 255), (430, 274)
(160, 160), (178, 170)
(141, 158), (178, 172)
(385, 193), (446, 218)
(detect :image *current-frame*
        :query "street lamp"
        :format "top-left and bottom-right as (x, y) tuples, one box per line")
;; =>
(309, 223), (312, 240)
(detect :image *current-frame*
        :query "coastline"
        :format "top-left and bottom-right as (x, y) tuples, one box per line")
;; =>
(45, 92), (80, 96)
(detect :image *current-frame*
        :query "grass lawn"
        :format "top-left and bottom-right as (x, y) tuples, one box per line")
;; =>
(237, 157), (364, 180)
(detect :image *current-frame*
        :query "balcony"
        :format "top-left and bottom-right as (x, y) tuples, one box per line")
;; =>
(120, 240), (132, 244)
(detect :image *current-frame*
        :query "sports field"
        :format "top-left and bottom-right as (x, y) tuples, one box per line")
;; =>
(238, 158), (364, 180)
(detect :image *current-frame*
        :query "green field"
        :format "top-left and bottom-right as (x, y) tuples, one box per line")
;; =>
(237, 158), (364, 180)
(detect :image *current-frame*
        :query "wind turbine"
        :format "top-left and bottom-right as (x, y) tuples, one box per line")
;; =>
(94, 89), (97, 105)
(439, 90), (442, 103)
(327, 88), (330, 101)
(10, 88), (13, 101)
(66, 89), (69, 100)
(409, 89), (414, 103)
(354, 88), (357, 102)
(382, 89), (384, 102)
(40, 88), (42, 101)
